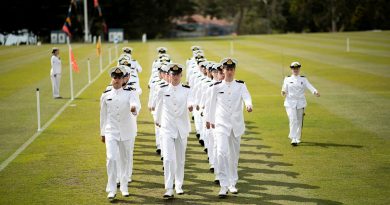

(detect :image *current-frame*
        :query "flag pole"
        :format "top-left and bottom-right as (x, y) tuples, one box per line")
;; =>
(109, 48), (112, 63)
(87, 58), (91, 83)
(83, 0), (89, 42)
(67, 36), (74, 100)
(36, 88), (41, 132)
(99, 36), (103, 73)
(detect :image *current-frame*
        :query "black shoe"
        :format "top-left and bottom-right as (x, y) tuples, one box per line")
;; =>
(210, 167), (214, 173)
(192, 116), (194, 121)
(156, 149), (161, 155)
(54, 96), (63, 99)
(116, 182), (120, 188)
(199, 139), (204, 146)
(291, 142), (298, 146)
(214, 180), (220, 185)
(196, 133), (200, 139)
(204, 148), (208, 153)
(161, 157), (164, 161)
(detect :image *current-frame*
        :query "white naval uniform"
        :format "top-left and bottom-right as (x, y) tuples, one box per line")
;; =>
(201, 79), (217, 170)
(155, 83), (193, 191)
(100, 87), (140, 194)
(148, 79), (167, 152)
(50, 55), (61, 97)
(131, 59), (142, 73)
(208, 80), (252, 188)
(282, 75), (317, 143)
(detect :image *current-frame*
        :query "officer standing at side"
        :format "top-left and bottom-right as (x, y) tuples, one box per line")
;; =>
(100, 66), (140, 200)
(50, 47), (62, 99)
(281, 62), (320, 146)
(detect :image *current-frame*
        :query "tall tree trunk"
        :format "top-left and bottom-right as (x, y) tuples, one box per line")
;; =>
(331, 0), (337, 32)
(236, 4), (245, 34)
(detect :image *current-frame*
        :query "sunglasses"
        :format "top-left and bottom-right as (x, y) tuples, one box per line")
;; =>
(111, 74), (124, 79)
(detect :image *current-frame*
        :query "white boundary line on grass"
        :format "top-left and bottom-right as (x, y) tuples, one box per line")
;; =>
(0, 59), (115, 172)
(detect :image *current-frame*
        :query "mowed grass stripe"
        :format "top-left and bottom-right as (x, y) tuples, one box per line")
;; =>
(197, 38), (390, 140)
(0, 44), (114, 163)
(194, 39), (390, 204)
(0, 33), (389, 204)
(239, 38), (390, 78)
(0, 40), (347, 204)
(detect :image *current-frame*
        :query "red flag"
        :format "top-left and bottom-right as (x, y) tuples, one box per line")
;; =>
(62, 24), (72, 37)
(70, 46), (79, 73)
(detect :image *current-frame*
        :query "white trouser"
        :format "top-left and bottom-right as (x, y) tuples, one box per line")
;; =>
(202, 117), (208, 148)
(285, 107), (304, 142)
(105, 136), (131, 194)
(206, 128), (214, 166)
(215, 130), (241, 187)
(151, 111), (161, 150)
(50, 73), (61, 97)
(161, 132), (187, 190)
(212, 128), (219, 180)
(193, 109), (202, 135)
(128, 136), (135, 181)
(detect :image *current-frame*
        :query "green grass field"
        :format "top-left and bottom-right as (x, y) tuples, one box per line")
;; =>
(0, 31), (389, 204)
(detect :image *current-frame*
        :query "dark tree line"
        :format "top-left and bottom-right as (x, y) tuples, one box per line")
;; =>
(0, 0), (388, 41)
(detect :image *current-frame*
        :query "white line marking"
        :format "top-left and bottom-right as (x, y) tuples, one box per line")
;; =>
(0, 59), (115, 172)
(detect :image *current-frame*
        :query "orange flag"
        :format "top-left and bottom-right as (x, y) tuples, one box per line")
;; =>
(96, 38), (101, 56)
(70, 46), (79, 73)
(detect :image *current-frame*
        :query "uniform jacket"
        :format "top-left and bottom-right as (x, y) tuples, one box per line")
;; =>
(100, 87), (141, 141)
(282, 75), (317, 109)
(155, 83), (193, 139)
(208, 80), (252, 137)
(50, 55), (61, 75)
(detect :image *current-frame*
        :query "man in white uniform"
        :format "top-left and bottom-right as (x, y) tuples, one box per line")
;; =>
(155, 63), (193, 198)
(122, 47), (143, 73)
(208, 58), (253, 198)
(100, 66), (140, 200)
(281, 62), (320, 146)
(50, 47), (62, 99)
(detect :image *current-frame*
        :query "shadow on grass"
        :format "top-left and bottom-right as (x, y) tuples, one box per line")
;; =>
(300, 141), (363, 148)
(116, 121), (343, 204)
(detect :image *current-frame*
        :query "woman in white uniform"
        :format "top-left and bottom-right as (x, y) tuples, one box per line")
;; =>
(281, 62), (320, 146)
(50, 47), (62, 99)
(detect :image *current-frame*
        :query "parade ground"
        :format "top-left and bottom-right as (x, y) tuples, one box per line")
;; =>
(0, 31), (389, 204)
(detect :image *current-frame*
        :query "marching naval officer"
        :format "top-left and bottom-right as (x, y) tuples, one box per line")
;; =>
(208, 58), (252, 198)
(281, 62), (320, 146)
(50, 47), (62, 99)
(100, 66), (140, 200)
(155, 63), (193, 198)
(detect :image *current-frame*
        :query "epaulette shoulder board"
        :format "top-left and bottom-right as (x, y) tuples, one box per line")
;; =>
(209, 84), (214, 87)
(214, 81), (222, 86)
(206, 80), (211, 83)
(235, 80), (245, 84)
(124, 87), (135, 91)
(197, 75), (202, 78)
(131, 75), (137, 77)
(160, 84), (168, 88)
(182, 84), (190, 88)
(159, 82), (165, 85)
(128, 82), (135, 85)
(103, 89), (111, 93)
(300, 75), (306, 77)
